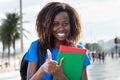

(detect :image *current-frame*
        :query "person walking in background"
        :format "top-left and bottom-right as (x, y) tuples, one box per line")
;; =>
(118, 52), (120, 58)
(91, 52), (95, 62)
(24, 2), (90, 80)
(98, 52), (102, 63)
(101, 52), (105, 63)
(111, 52), (114, 59)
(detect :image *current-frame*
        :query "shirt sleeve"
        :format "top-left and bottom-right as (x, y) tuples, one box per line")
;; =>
(24, 40), (38, 62)
(83, 53), (91, 67)
(77, 44), (91, 67)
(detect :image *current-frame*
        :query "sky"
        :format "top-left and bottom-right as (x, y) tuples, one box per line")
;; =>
(0, 0), (120, 52)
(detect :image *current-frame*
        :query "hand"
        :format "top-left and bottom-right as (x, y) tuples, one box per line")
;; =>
(41, 49), (57, 73)
(52, 57), (65, 79)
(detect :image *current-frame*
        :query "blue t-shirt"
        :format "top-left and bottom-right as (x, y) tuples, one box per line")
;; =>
(24, 40), (90, 80)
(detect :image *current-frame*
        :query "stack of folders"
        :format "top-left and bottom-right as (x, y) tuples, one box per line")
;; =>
(57, 45), (86, 80)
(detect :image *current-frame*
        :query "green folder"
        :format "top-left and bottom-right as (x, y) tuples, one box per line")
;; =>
(56, 45), (86, 80)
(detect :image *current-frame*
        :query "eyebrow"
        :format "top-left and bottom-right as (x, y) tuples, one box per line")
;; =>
(53, 21), (69, 23)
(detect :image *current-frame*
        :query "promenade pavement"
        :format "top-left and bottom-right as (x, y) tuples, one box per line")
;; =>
(0, 55), (120, 80)
(88, 55), (120, 80)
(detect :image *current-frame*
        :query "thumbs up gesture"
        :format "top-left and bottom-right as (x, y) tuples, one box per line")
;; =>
(41, 49), (57, 73)
(47, 49), (65, 74)
(40, 49), (66, 79)
(48, 50), (65, 78)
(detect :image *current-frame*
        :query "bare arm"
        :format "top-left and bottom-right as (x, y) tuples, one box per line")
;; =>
(81, 67), (88, 80)
(27, 49), (59, 80)
(27, 62), (45, 80)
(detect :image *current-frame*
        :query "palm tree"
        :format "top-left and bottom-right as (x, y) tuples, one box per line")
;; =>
(1, 19), (12, 62)
(10, 13), (21, 68)
(0, 26), (7, 60)
(9, 13), (20, 58)
(0, 12), (29, 67)
(0, 12), (20, 66)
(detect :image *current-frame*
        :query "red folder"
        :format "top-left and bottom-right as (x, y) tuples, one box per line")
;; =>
(57, 45), (86, 80)
(59, 45), (86, 54)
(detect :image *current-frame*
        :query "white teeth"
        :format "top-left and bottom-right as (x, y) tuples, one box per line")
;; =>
(57, 33), (65, 37)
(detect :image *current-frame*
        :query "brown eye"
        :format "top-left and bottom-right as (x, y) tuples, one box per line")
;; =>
(53, 23), (59, 27)
(53, 22), (69, 27)
(62, 23), (69, 27)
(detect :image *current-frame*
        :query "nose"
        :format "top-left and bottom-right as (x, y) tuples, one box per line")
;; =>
(58, 24), (65, 30)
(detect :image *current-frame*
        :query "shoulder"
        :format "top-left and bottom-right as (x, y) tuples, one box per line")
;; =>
(77, 44), (85, 49)
(31, 40), (39, 45)
(24, 40), (39, 62)
(29, 40), (39, 48)
(28, 40), (39, 51)
(77, 44), (91, 67)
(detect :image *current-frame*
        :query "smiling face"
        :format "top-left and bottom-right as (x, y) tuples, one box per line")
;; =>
(52, 11), (70, 43)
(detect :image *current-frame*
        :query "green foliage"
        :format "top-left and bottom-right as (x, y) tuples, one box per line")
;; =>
(84, 43), (103, 52)
(0, 12), (20, 59)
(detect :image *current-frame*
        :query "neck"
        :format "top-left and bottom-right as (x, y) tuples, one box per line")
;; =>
(54, 41), (64, 50)
(52, 39), (75, 50)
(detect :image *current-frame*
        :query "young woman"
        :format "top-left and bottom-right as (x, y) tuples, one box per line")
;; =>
(24, 2), (90, 80)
